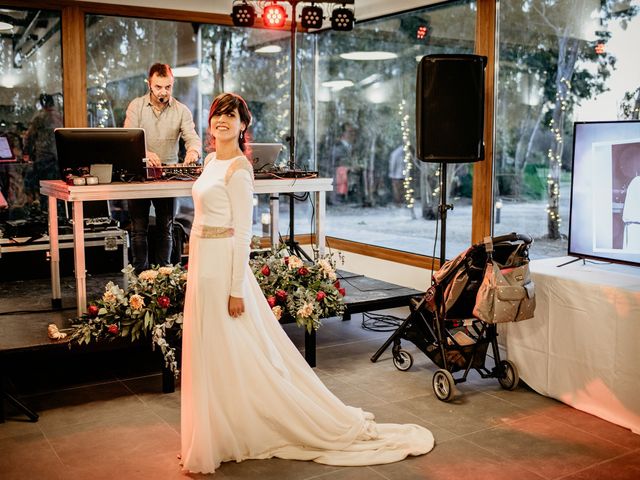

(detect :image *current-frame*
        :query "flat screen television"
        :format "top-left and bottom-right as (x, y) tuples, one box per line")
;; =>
(55, 128), (147, 181)
(568, 120), (640, 267)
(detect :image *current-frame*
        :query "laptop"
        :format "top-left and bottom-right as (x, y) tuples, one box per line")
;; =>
(249, 143), (283, 174)
(0, 135), (16, 163)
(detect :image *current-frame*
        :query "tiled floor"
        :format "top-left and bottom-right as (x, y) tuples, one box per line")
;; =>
(2, 308), (639, 479)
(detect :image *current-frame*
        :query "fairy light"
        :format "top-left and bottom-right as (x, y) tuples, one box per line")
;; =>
(398, 100), (415, 210)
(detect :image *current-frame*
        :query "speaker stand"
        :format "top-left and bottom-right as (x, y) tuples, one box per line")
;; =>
(437, 162), (454, 266)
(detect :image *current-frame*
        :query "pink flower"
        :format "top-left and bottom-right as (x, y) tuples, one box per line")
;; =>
(157, 296), (171, 308)
(316, 291), (326, 301)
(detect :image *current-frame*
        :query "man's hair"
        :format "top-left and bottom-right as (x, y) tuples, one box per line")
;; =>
(39, 93), (54, 109)
(148, 63), (173, 79)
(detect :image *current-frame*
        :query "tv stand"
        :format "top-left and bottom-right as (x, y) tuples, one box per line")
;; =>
(556, 256), (586, 268)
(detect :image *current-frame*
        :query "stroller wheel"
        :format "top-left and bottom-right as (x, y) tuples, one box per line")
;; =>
(432, 369), (456, 402)
(393, 350), (413, 371)
(498, 360), (520, 390)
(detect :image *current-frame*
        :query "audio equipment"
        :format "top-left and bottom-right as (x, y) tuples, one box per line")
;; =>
(146, 164), (202, 180)
(416, 54), (487, 163)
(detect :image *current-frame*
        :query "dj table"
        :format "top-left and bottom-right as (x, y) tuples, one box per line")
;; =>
(40, 178), (333, 316)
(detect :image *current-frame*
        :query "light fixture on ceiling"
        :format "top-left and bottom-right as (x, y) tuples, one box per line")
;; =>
(330, 5), (355, 31)
(321, 79), (354, 90)
(263, 2), (287, 29)
(172, 66), (199, 78)
(255, 45), (283, 54)
(231, 1), (256, 27)
(340, 51), (398, 61)
(300, 4), (324, 29)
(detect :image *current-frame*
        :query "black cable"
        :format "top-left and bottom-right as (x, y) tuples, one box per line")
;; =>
(0, 306), (76, 316)
(361, 311), (404, 332)
(430, 164), (442, 274)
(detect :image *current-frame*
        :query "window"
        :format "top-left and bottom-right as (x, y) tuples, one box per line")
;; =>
(314, 0), (478, 257)
(0, 8), (62, 223)
(494, 0), (640, 259)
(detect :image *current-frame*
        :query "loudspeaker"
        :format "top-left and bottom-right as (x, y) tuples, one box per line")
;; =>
(416, 54), (487, 163)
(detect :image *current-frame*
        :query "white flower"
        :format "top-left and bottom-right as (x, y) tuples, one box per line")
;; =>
(103, 282), (125, 304)
(317, 259), (337, 280)
(297, 302), (314, 318)
(138, 270), (159, 282)
(288, 255), (304, 269)
(272, 305), (283, 321)
(158, 266), (174, 276)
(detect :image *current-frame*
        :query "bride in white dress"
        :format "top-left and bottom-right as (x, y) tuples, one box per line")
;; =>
(180, 93), (434, 474)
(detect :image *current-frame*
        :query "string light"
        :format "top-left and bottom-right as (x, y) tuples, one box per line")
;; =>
(398, 100), (415, 212)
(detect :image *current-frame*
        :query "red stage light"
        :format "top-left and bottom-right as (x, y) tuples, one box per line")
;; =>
(595, 42), (606, 54)
(417, 25), (428, 40)
(263, 3), (287, 28)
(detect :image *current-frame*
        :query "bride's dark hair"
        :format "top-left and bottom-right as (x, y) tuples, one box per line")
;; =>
(207, 92), (253, 153)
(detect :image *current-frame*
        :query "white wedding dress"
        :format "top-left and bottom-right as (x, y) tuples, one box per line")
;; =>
(180, 153), (434, 474)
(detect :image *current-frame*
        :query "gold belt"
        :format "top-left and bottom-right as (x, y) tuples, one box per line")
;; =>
(193, 225), (234, 238)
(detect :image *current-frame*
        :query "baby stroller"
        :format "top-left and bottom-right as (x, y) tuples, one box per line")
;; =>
(371, 233), (535, 402)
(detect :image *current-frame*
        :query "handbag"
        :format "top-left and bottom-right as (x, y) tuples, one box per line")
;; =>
(473, 260), (536, 324)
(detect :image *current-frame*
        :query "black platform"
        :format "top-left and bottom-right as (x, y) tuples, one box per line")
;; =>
(0, 271), (423, 422)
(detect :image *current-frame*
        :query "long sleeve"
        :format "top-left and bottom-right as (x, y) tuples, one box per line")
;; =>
(180, 106), (202, 155)
(228, 168), (254, 297)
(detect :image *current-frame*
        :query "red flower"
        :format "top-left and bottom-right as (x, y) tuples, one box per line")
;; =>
(157, 295), (171, 308)
(267, 295), (276, 308)
(107, 324), (119, 335)
(316, 291), (326, 301)
(284, 256), (290, 265)
(338, 287), (346, 296)
(261, 265), (271, 276)
(334, 280), (341, 289)
(275, 289), (288, 302)
(297, 267), (309, 276)
(184, 263), (188, 270)
(87, 305), (99, 317)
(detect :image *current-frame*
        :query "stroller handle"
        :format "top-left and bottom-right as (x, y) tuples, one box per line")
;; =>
(484, 232), (533, 246)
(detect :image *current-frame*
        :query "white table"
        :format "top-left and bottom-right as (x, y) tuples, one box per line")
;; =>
(503, 257), (640, 434)
(40, 178), (333, 315)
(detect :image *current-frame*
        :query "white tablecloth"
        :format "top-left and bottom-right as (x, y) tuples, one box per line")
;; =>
(503, 257), (640, 434)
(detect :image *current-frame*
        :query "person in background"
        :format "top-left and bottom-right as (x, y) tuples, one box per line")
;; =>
(23, 94), (63, 208)
(388, 145), (407, 207)
(329, 122), (356, 204)
(124, 63), (202, 272)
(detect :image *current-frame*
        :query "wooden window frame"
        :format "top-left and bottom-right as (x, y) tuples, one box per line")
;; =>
(2, 0), (496, 268)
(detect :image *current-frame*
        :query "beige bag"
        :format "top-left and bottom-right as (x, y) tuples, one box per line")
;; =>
(473, 261), (536, 324)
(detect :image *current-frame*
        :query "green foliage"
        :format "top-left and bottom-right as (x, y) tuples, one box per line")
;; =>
(250, 249), (346, 333)
(69, 264), (187, 376)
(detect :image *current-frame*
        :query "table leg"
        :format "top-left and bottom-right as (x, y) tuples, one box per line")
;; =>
(270, 194), (279, 250)
(72, 201), (87, 315)
(316, 191), (326, 256)
(48, 196), (62, 309)
(304, 329), (316, 368)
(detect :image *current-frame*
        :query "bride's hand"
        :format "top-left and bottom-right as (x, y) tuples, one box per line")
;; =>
(228, 296), (245, 318)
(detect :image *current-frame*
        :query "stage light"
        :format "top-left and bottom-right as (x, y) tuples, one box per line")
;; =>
(263, 2), (287, 29)
(231, 1), (256, 27)
(417, 25), (428, 40)
(301, 5), (324, 29)
(330, 6), (354, 31)
(595, 42), (606, 54)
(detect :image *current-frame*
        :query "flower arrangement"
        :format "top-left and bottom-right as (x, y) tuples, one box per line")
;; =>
(250, 249), (346, 333)
(68, 264), (187, 376)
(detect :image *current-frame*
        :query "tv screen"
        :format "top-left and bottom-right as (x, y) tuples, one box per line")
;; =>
(55, 128), (147, 181)
(568, 120), (640, 266)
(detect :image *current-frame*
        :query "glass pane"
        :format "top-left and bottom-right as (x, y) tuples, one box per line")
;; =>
(199, 25), (315, 238)
(0, 8), (62, 225)
(314, 0), (477, 257)
(495, 0), (640, 259)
